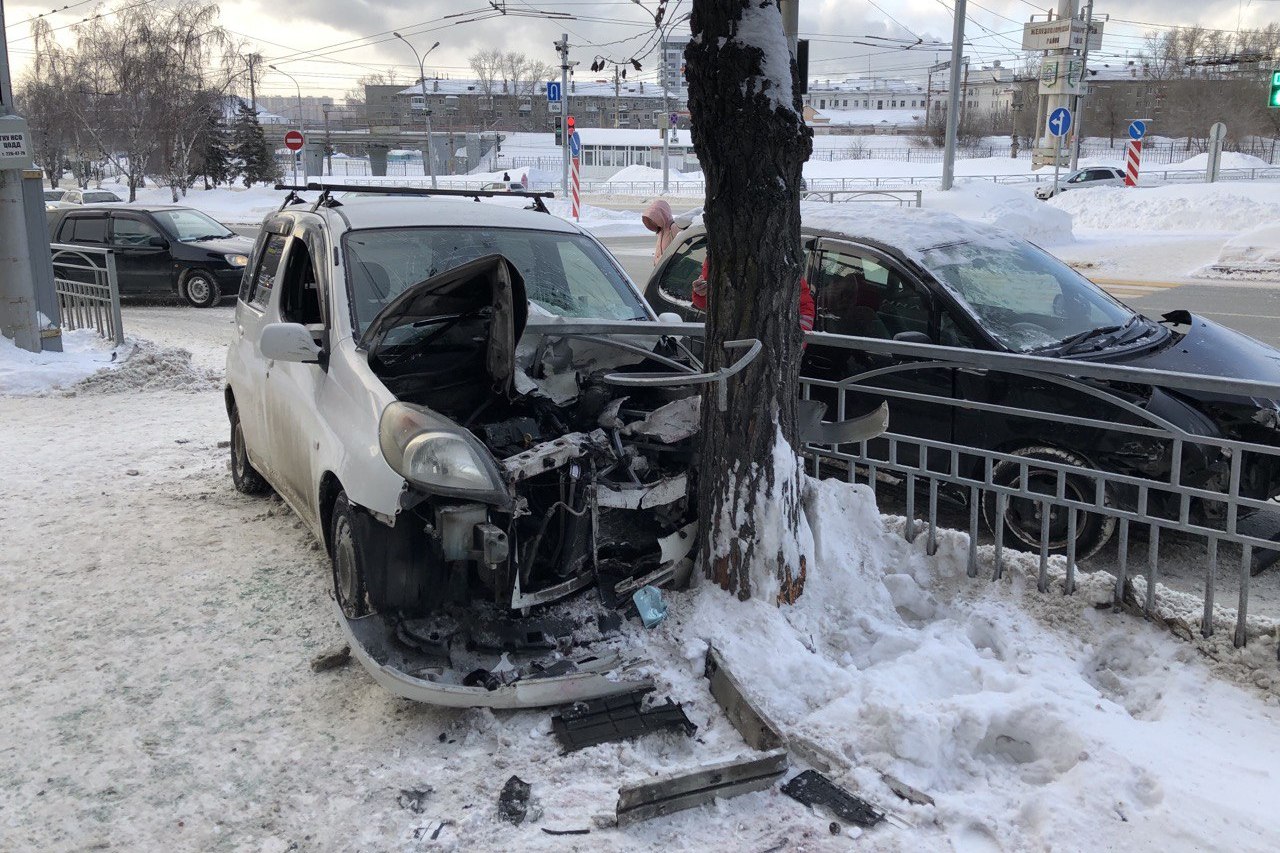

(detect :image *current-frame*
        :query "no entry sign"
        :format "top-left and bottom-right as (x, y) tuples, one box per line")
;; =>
(284, 130), (304, 151)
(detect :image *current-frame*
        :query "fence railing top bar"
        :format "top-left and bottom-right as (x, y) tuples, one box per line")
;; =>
(803, 330), (1280, 400)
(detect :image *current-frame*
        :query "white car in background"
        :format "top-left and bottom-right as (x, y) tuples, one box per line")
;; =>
(1035, 166), (1125, 200)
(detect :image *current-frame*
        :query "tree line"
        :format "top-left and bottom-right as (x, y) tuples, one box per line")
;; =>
(17, 0), (281, 201)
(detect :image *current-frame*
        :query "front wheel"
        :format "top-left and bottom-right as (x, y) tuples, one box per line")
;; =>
(983, 445), (1115, 560)
(330, 493), (372, 619)
(229, 404), (270, 495)
(182, 270), (221, 308)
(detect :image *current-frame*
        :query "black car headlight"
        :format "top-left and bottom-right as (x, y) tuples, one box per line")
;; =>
(379, 402), (505, 495)
(224, 253), (249, 268)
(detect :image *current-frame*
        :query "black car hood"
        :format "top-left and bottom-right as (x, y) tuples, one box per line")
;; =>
(1110, 312), (1280, 402)
(191, 234), (254, 254)
(359, 254), (528, 394)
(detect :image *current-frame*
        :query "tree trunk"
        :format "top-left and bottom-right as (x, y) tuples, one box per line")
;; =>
(685, 0), (813, 602)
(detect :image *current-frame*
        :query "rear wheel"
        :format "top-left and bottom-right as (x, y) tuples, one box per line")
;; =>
(229, 405), (269, 495)
(182, 269), (220, 308)
(983, 445), (1115, 560)
(330, 493), (372, 619)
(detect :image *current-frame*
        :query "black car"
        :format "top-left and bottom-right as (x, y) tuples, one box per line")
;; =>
(645, 210), (1280, 559)
(47, 205), (253, 307)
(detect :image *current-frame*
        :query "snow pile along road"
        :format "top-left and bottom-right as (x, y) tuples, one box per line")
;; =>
(70, 339), (220, 395)
(1050, 181), (1280, 233)
(0, 329), (125, 395)
(926, 180), (1073, 245)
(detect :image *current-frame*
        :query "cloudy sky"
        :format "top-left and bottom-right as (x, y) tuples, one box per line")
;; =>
(4, 0), (1274, 98)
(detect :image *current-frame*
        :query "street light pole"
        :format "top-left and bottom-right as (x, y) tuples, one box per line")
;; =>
(269, 65), (304, 186)
(941, 0), (967, 191)
(394, 33), (440, 189)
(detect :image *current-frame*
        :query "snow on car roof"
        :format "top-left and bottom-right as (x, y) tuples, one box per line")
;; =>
(328, 196), (583, 235)
(799, 204), (1017, 262)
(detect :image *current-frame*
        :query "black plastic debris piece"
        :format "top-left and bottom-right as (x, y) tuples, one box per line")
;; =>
(397, 788), (432, 814)
(498, 775), (531, 825)
(552, 689), (696, 752)
(781, 771), (884, 828)
(541, 827), (590, 836)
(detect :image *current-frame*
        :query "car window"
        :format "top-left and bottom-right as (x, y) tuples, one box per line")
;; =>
(152, 209), (235, 241)
(342, 226), (647, 334)
(84, 192), (119, 203)
(921, 239), (1135, 353)
(249, 234), (287, 309)
(815, 249), (928, 339)
(111, 216), (163, 247)
(66, 216), (107, 244)
(656, 234), (706, 307)
(278, 238), (324, 326)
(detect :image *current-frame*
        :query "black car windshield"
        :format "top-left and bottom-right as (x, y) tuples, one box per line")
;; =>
(920, 238), (1137, 353)
(152, 209), (235, 241)
(343, 226), (648, 333)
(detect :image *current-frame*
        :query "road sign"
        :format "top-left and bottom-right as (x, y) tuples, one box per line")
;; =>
(669, 112), (678, 127)
(1021, 19), (1104, 52)
(284, 130), (304, 151)
(568, 131), (581, 157)
(0, 115), (33, 170)
(546, 81), (562, 103)
(1128, 119), (1146, 141)
(548, 102), (562, 114)
(1047, 107), (1072, 138)
(928, 57), (969, 74)
(1270, 69), (1280, 108)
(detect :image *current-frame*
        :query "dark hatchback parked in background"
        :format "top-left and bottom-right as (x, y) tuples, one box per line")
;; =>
(646, 209), (1280, 561)
(47, 205), (253, 307)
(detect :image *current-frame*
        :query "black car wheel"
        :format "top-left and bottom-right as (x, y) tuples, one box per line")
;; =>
(331, 492), (372, 619)
(230, 405), (270, 495)
(983, 445), (1116, 560)
(182, 269), (221, 308)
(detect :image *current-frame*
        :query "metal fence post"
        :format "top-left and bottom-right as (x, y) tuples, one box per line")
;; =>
(103, 250), (124, 346)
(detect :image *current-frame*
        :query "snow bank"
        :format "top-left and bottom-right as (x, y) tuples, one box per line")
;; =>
(1051, 182), (1280, 232)
(925, 181), (1074, 245)
(605, 164), (700, 186)
(1174, 151), (1273, 172)
(112, 183), (285, 226)
(1198, 221), (1280, 279)
(0, 329), (125, 395)
(670, 477), (1280, 849)
(70, 339), (220, 395)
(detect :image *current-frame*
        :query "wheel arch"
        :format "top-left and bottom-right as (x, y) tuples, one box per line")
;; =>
(318, 471), (345, 556)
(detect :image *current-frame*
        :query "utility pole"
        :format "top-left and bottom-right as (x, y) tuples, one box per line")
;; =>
(941, 0), (967, 190)
(1069, 0), (1095, 170)
(556, 34), (570, 197)
(613, 65), (620, 129)
(246, 53), (260, 111)
(322, 104), (332, 176)
(779, 0), (799, 57)
(269, 65), (304, 186)
(393, 33), (440, 189)
(959, 59), (970, 132)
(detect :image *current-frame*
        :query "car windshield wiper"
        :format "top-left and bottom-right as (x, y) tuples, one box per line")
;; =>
(188, 233), (232, 241)
(1040, 317), (1139, 355)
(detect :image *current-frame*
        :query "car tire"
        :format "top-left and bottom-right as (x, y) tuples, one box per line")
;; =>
(230, 405), (270, 495)
(982, 445), (1116, 560)
(182, 269), (221, 308)
(330, 492), (372, 619)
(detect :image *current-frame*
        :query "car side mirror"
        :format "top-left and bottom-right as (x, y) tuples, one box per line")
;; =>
(657, 311), (684, 325)
(893, 330), (933, 345)
(261, 322), (322, 363)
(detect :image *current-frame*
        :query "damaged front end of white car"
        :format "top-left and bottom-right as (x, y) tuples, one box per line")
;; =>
(332, 254), (766, 708)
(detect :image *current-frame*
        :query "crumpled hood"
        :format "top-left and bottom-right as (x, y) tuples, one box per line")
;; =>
(359, 254), (528, 394)
(193, 234), (254, 255)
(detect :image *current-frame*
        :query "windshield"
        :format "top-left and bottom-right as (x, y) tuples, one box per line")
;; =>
(921, 239), (1137, 353)
(84, 192), (119, 203)
(152, 209), (235, 241)
(342, 226), (648, 333)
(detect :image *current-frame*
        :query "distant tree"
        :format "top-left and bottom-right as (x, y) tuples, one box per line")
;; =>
(231, 100), (278, 187)
(470, 48), (505, 96)
(196, 106), (233, 189)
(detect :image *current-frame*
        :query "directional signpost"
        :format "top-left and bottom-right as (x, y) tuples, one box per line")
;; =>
(1125, 119), (1146, 188)
(547, 80), (562, 114)
(1047, 106), (1072, 196)
(569, 129), (581, 221)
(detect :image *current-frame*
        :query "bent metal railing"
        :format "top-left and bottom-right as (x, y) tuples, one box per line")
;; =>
(797, 332), (1280, 655)
(50, 243), (124, 346)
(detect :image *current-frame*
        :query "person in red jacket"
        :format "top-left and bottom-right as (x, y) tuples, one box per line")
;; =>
(690, 257), (815, 333)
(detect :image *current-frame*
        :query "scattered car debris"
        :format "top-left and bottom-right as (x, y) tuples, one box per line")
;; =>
(411, 821), (451, 841)
(497, 775), (532, 825)
(616, 748), (789, 826)
(882, 774), (935, 808)
(704, 646), (785, 752)
(781, 770), (885, 828)
(396, 788), (432, 814)
(551, 688), (695, 752)
(829, 821), (841, 835)
(541, 827), (590, 836)
(631, 585), (668, 628)
(309, 645), (351, 673)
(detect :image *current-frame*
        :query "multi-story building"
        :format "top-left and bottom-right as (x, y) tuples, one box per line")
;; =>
(927, 61), (1019, 130)
(660, 36), (689, 99)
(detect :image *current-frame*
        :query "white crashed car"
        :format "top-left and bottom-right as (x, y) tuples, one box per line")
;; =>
(224, 188), (757, 708)
(1035, 166), (1125, 200)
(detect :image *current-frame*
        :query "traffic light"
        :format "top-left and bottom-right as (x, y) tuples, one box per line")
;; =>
(1271, 70), (1280, 108)
(567, 115), (576, 133)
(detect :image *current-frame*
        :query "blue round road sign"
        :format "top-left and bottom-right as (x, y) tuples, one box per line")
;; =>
(1047, 107), (1072, 138)
(1128, 119), (1146, 141)
(569, 131), (581, 157)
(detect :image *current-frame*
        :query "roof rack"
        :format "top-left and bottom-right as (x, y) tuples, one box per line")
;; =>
(273, 182), (556, 214)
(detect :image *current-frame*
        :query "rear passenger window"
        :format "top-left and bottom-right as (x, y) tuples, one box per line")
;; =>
(66, 216), (108, 244)
(249, 235), (287, 309)
(656, 235), (706, 306)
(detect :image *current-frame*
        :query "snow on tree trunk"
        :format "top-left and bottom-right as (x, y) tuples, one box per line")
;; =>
(685, 0), (813, 603)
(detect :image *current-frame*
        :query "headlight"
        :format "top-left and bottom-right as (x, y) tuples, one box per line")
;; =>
(225, 253), (249, 268)
(379, 402), (505, 495)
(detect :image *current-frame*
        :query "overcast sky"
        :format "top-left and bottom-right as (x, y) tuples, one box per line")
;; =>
(4, 0), (1273, 98)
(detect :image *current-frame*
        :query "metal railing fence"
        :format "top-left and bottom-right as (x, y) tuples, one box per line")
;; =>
(797, 332), (1280, 654)
(801, 189), (923, 206)
(50, 244), (124, 346)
